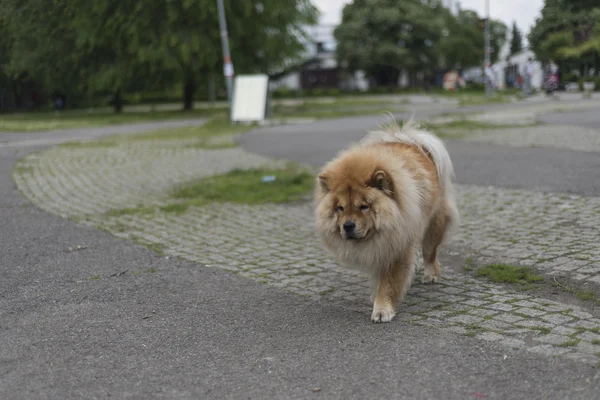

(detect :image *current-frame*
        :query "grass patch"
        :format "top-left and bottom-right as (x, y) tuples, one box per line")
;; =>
(272, 102), (402, 120)
(590, 327), (600, 334)
(575, 290), (599, 302)
(132, 267), (158, 276)
(122, 116), (247, 145)
(476, 264), (544, 285)
(554, 339), (581, 347)
(12, 164), (34, 175)
(533, 326), (552, 334)
(86, 275), (101, 280)
(105, 206), (155, 217)
(0, 109), (216, 132)
(463, 257), (475, 272)
(551, 279), (600, 305)
(568, 327), (586, 338)
(457, 94), (512, 106)
(428, 119), (539, 132)
(159, 203), (189, 214)
(169, 166), (314, 206)
(59, 141), (119, 149)
(464, 323), (486, 337)
(426, 118), (542, 140)
(592, 339), (600, 345)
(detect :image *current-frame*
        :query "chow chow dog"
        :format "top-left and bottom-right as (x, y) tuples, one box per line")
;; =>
(314, 117), (459, 323)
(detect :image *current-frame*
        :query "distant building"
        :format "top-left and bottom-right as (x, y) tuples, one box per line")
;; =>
(491, 46), (544, 90)
(269, 24), (368, 92)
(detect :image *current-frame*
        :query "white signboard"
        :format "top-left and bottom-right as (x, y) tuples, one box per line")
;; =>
(231, 74), (269, 122)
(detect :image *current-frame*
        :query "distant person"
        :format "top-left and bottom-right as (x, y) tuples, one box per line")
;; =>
(544, 59), (560, 95)
(523, 58), (533, 95)
(484, 65), (496, 90)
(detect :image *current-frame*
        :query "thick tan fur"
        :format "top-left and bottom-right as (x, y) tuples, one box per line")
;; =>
(314, 117), (459, 323)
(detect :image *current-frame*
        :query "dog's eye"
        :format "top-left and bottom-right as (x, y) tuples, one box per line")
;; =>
(336, 206), (344, 212)
(360, 205), (369, 211)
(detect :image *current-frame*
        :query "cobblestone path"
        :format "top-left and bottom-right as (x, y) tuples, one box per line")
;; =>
(12, 124), (600, 367)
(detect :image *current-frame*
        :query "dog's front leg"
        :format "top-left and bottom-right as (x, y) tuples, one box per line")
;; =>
(371, 250), (415, 323)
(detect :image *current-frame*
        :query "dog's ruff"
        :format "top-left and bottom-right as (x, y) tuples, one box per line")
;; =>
(314, 116), (459, 323)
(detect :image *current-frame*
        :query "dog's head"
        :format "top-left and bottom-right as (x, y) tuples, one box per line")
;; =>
(314, 156), (400, 242)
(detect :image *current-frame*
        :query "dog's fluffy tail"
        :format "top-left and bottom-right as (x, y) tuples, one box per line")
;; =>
(360, 114), (455, 190)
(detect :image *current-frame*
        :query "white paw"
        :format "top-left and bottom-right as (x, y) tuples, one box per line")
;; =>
(371, 307), (396, 323)
(422, 273), (439, 284)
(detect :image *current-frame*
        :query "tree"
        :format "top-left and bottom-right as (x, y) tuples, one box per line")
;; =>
(489, 20), (508, 65)
(2, 0), (318, 112)
(334, 0), (445, 86)
(528, 0), (600, 74)
(509, 21), (523, 55)
(334, 0), (507, 87)
(125, 0), (318, 110)
(438, 9), (484, 69)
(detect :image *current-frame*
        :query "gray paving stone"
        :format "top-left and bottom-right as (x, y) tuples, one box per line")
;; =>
(477, 332), (505, 342)
(552, 326), (578, 336)
(533, 334), (571, 345)
(447, 315), (484, 325)
(464, 299), (490, 307)
(576, 342), (600, 355)
(494, 314), (525, 324)
(541, 314), (575, 325)
(12, 128), (600, 367)
(529, 345), (572, 357)
(500, 338), (526, 349)
(486, 303), (515, 312)
(515, 308), (547, 318)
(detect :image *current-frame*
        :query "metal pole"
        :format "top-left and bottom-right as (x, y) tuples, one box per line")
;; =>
(217, 0), (234, 108)
(484, 0), (491, 97)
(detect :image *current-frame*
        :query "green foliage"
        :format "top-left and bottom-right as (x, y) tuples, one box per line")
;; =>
(489, 20), (509, 64)
(438, 10), (484, 69)
(334, 0), (445, 85)
(334, 0), (507, 85)
(1, 0), (318, 111)
(529, 0), (600, 61)
(509, 21), (523, 55)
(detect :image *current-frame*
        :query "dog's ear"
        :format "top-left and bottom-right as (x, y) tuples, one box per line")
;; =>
(371, 170), (393, 194)
(317, 174), (329, 191)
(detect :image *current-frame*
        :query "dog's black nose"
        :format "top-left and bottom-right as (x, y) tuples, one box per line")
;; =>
(343, 220), (356, 233)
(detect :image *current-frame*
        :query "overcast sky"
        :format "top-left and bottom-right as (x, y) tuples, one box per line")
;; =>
(313, 0), (544, 44)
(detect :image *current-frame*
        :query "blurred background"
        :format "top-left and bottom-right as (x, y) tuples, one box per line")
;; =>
(0, 0), (598, 115)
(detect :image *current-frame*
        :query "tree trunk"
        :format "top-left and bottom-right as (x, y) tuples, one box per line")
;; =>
(12, 80), (22, 109)
(113, 89), (123, 113)
(183, 78), (195, 111)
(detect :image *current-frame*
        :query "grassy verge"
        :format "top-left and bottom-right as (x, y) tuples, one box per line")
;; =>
(105, 166), (315, 216)
(429, 119), (516, 131)
(271, 101), (404, 120)
(171, 166), (314, 206)
(425, 118), (542, 139)
(457, 94), (513, 106)
(475, 264), (544, 285)
(112, 116), (250, 148)
(0, 109), (220, 132)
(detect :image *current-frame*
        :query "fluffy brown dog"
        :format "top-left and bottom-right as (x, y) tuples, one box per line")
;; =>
(314, 117), (459, 323)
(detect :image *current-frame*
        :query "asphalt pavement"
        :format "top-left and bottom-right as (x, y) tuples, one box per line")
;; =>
(2, 110), (600, 399)
(239, 109), (600, 197)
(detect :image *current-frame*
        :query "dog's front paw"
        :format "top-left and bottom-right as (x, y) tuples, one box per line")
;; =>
(371, 307), (396, 323)
(421, 273), (439, 284)
(422, 261), (441, 284)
